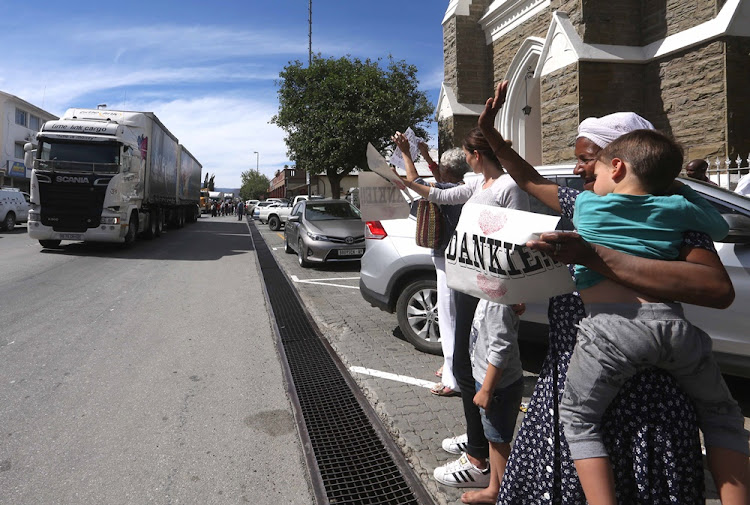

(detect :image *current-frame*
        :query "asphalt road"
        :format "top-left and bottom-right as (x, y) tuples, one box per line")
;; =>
(0, 218), (313, 505)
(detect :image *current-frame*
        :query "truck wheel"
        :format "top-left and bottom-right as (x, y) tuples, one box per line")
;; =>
(395, 278), (442, 355)
(39, 239), (61, 248)
(144, 211), (158, 239)
(2, 212), (15, 231)
(155, 208), (163, 237)
(268, 216), (281, 231)
(297, 239), (311, 268)
(123, 212), (138, 246)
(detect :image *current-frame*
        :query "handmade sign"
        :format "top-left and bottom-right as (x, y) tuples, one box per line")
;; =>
(388, 128), (424, 171)
(445, 203), (575, 304)
(357, 172), (410, 221)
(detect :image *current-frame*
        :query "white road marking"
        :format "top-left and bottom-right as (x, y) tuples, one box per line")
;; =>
(290, 274), (360, 290)
(349, 366), (437, 389)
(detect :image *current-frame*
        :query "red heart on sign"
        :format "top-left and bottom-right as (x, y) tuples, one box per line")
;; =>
(476, 273), (507, 299)
(479, 209), (507, 235)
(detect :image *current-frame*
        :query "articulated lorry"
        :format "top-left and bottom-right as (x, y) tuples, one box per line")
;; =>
(24, 108), (202, 248)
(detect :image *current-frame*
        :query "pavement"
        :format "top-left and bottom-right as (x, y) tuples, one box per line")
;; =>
(246, 217), (727, 505)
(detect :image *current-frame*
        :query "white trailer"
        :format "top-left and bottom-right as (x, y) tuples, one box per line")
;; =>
(24, 109), (201, 247)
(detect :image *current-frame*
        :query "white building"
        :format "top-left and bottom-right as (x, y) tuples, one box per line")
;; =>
(0, 91), (57, 191)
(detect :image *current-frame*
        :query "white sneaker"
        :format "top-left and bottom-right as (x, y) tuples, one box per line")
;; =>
(441, 433), (468, 455)
(433, 453), (490, 488)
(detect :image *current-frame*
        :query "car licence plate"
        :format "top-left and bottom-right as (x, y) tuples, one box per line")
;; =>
(339, 248), (364, 256)
(60, 234), (83, 240)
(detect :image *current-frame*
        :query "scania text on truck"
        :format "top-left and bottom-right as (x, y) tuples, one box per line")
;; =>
(24, 108), (202, 248)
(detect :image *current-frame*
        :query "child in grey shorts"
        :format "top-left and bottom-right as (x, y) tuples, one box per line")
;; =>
(462, 299), (524, 505)
(556, 130), (749, 504)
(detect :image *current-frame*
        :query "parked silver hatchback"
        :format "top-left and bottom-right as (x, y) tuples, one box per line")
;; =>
(284, 199), (365, 267)
(360, 167), (750, 378)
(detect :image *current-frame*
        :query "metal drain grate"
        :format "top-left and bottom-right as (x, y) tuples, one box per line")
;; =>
(248, 222), (433, 505)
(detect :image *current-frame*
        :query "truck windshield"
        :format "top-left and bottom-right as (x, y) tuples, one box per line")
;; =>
(38, 140), (120, 173)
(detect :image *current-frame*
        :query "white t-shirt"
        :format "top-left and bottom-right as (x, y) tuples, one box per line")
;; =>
(735, 173), (750, 197)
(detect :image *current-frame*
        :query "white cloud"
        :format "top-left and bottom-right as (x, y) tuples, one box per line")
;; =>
(106, 95), (291, 188)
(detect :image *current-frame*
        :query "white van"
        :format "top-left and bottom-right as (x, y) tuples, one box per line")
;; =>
(0, 188), (30, 231)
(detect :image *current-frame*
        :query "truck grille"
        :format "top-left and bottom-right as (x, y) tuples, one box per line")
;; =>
(37, 174), (112, 232)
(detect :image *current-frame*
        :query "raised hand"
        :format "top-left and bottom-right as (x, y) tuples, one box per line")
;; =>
(391, 131), (412, 158)
(478, 81), (509, 132)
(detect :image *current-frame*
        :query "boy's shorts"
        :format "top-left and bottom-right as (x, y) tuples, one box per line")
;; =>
(475, 377), (524, 444)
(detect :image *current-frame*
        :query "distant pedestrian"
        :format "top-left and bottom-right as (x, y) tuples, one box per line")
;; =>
(237, 201), (245, 220)
(211, 202), (217, 217)
(685, 159), (718, 185)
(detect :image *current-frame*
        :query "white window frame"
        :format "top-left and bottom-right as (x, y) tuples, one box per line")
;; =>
(15, 108), (27, 127)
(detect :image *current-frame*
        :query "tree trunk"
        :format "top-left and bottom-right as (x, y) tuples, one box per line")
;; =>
(328, 170), (343, 199)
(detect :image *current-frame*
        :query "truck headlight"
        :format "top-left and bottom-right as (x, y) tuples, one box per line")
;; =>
(101, 217), (121, 225)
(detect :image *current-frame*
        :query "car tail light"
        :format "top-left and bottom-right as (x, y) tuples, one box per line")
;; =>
(365, 221), (387, 240)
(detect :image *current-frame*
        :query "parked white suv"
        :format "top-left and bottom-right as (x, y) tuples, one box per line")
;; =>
(360, 167), (750, 378)
(0, 188), (30, 231)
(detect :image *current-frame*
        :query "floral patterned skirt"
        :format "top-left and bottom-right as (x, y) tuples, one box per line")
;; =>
(497, 294), (704, 505)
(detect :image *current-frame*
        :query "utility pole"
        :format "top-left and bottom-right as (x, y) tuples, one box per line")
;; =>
(307, 0), (313, 196)
(254, 151), (259, 174)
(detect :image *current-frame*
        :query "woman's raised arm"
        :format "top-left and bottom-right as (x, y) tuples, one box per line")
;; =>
(479, 81), (561, 212)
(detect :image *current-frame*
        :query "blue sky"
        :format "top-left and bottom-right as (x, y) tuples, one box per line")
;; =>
(0, 1), (446, 188)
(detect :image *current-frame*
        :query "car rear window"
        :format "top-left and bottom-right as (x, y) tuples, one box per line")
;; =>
(305, 202), (361, 220)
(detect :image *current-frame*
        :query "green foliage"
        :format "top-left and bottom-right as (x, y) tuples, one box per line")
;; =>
(240, 170), (270, 200)
(272, 54), (433, 197)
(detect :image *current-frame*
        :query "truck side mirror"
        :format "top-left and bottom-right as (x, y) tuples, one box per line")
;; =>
(23, 143), (36, 169)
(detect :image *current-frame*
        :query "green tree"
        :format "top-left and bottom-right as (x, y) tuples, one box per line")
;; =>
(239, 170), (270, 200)
(272, 55), (433, 198)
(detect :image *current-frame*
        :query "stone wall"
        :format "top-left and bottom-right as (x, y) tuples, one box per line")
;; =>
(580, 0), (641, 45)
(443, 0), (493, 105)
(644, 40), (727, 161)
(579, 62), (646, 119)
(540, 64), (580, 164)
(490, 10), (551, 83)
(441, 115), (481, 152)
(726, 36), (750, 161)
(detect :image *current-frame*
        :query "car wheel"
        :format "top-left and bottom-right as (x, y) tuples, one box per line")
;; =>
(298, 238), (310, 268)
(39, 239), (62, 248)
(395, 278), (441, 355)
(284, 233), (294, 253)
(269, 216), (281, 231)
(3, 212), (15, 231)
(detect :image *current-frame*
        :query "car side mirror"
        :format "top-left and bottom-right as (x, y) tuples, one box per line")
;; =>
(24, 143), (36, 169)
(288, 215), (300, 222)
(721, 214), (750, 243)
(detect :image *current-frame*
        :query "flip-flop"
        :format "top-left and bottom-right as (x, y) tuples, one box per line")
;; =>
(430, 383), (459, 397)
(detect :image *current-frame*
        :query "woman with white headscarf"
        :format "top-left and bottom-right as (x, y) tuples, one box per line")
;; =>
(475, 83), (737, 505)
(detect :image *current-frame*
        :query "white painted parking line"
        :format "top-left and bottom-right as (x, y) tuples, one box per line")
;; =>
(290, 274), (360, 290)
(349, 366), (437, 389)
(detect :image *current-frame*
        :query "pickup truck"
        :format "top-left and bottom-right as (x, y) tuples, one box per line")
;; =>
(257, 202), (284, 224)
(265, 195), (313, 230)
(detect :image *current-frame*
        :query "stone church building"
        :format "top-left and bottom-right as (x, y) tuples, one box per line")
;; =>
(438, 0), (750, 168)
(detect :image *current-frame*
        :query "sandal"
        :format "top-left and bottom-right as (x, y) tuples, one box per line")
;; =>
(435, 365), (443, 378)
(430, 382), (459, 397)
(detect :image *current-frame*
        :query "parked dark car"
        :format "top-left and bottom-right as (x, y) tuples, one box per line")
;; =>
(284, 199), (365, 267)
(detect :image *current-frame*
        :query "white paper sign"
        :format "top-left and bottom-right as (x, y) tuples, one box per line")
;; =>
(389, 127), (424, 171)
(445, 203), (575, 304)
(357, 172), (410, 221)
(366, 143), (404, 185)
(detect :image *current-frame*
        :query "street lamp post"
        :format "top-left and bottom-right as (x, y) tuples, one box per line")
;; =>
(253, 151), (259, 174)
